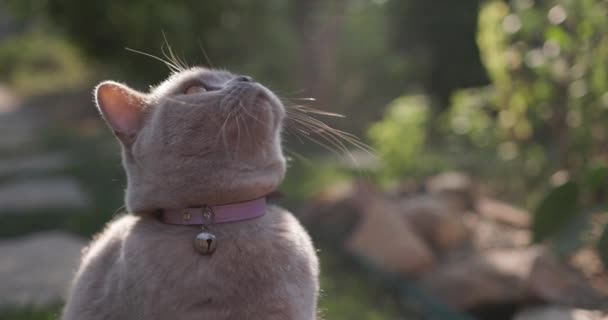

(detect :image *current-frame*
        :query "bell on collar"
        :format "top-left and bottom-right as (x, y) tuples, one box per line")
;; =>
(194, 231), (217, 255)
(193, 205), (217, 255)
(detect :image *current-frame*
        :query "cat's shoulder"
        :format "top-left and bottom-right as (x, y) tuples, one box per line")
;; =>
(266, 205), (307, 231)
(81, 214), (139, 257)
(265, 205), (316, 251)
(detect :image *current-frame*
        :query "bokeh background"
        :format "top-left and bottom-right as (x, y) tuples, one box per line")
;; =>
(1, 0), (607, 319)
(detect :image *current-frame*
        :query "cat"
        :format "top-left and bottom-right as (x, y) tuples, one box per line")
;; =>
(61, 67), (320, 320)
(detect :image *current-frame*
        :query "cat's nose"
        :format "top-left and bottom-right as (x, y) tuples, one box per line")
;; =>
(235, 76), (253, 82)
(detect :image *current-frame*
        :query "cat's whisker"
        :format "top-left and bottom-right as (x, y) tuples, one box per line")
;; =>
(161, 32), (189, 71)
(289, 124), (345, 158)
(161, 43), (187, 72)
(287, 104), (345, 118)
(217, 106), (240, 152)
(284, 147), (313, 165)
(197, 40), (215, 69)
(238, 103), (273, 132)
(284, 106), (375, 169)
(286, 108), (373, 153)
(124, 47), (182, 73)
(234, 112), (242, 157)
(286, 117), (347, 156)
(284, 129), (306, 144)
(112, 204), (127, 216)
(236, 102), (253, 147)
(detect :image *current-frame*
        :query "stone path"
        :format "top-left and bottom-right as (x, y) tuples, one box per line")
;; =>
(0, 84), (92, 308)
(0, 85), (90, 213)
(0, 152), (71, 177)
(0, 177), (88, 211)
(0, 231), (86, 307)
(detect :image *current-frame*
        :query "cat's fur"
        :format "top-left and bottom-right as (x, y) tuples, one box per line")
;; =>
(62, 68), (320, 320)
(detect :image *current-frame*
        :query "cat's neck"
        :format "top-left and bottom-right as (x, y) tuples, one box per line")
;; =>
(125, 181), (277, 215)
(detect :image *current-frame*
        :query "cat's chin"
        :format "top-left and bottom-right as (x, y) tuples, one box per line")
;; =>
(124, 157), (286, 214)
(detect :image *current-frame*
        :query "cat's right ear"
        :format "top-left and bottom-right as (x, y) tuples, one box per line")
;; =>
(95, 81), (147, 144)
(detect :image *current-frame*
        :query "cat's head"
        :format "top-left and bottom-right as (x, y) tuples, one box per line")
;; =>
(95, 68), (286, 213)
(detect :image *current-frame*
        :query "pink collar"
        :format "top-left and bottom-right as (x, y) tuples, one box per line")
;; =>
(159, 197), (267, 226)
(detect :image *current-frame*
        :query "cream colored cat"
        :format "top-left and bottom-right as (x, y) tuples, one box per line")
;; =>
(62, 68), (319, 320)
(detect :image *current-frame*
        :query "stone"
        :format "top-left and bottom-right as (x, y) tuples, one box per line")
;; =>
(0, 153), (71, 177)
(0, 177), (89, 212)
(0, 106), (37, 151)
(418, 247), (542, 310)
(528, 253), (608, 309)
(345, 192), (435, 276)
(418, 246), (608, 311)
(0, 84), (19, 113)
(477, 197), (530, 228)
(513, 306), (608, 320)
(346, 198), (434, 275)
(398, 194), (471, 252)
(425, 171), (476, 213)
(0, 231), (86, 307)
(467, 214), (531, 250)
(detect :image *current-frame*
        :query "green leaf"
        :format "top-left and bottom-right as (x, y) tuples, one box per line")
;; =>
(545, 26), (573, 50)
(598, 224), (608, 267)
(585, 164), (608, 193)
(532, 181), (580, 242)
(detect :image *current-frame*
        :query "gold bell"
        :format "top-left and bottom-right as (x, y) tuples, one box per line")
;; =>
(194, 231), (217, 255)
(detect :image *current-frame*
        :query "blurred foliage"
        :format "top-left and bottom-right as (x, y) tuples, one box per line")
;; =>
(3, 0), (486, 135)
(386, 0), (489, 106)
(5, 0), (298, 86)
(475, 0), (608, 262)
(370, 0), (608, 263)
(0, 32), (90, 95)
(368, 94), (448, 182)
(532, 180), (580, 242)
(280, 158), (352, 207)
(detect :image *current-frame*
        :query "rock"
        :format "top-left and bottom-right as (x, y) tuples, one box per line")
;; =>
(299, 182), (363, 246)
(570, 248), (608, 296)
(466, 214), (531, 250)
(398, 194), (471, 252)
(478, 197), (531, 228)
(0, 177), (89, 212)
(0, 153), (71, 177)
(513, 306), (608, 320)
(0, 84), (19, 113)
(418, 247), (542, 310)
(0, 106), (38, 151)
(425, 171), (476, 213)
(0, 231), (86, 307)
(528, 253), (608, 309)
(345, 191), (435, 276)
(419, 246), (608, 311)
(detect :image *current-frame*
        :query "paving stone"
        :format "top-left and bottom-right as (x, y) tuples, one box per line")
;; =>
(0, 177), (89, 212)
(0, 153), (71, 177)
(0, 231), (86, 307)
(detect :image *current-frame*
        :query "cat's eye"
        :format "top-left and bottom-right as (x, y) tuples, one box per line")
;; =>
(184, 84), (207, 95)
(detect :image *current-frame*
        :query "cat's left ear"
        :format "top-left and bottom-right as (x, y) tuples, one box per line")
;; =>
(95, 81), (147, 144)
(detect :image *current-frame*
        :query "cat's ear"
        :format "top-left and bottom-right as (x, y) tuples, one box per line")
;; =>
(95, 81), (147, 143)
